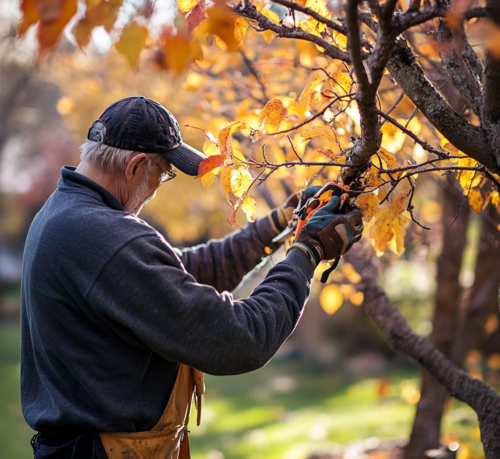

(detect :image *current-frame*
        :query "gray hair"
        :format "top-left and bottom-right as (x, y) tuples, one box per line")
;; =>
(79, 140), (161, 175)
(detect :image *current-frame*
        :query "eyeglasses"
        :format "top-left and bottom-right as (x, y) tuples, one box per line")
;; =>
(153, 160), (177, 183)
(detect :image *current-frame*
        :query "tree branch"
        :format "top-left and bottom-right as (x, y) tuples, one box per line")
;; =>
(435, 19), (482, 118)
(396, 5), (446, 33)
(271, 0), (347, 35)
(345, 242), (500, 459)
(386, 37), (497, 173)
(234, 1), (352, 63)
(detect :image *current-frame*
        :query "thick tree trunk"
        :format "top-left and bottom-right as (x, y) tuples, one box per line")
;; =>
(451, 204), (500, 365)
(405, 177), (471, 459)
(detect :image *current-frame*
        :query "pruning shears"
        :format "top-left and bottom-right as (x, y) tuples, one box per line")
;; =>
(272, 182), (358, 283)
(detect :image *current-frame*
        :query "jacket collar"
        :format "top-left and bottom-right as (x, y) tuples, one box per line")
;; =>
(59, 166), (124, 212)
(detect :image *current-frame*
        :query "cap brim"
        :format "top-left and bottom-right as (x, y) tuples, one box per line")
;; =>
(162, 143), (207, 177)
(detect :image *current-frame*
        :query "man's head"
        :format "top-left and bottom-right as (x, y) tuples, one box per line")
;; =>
(78, 96), (206, 215)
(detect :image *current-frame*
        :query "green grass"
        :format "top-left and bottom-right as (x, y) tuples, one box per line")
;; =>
(0, 323), (484, 459)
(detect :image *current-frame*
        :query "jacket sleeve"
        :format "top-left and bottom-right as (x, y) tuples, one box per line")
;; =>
(86, 233), (314, 376)
(178, 217), (278, 293)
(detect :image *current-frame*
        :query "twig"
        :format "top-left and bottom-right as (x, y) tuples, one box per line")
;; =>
(287, 135), (304, 163)
(450, 172), (476, 227)
(239, 49), (268, 104)
(261, 92), (355, 137)
(406, 176), (431, 230)
(375, 109), (448, 158)
(271, 0), (347, 35)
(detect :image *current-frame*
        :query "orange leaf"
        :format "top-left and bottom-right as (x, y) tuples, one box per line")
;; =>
(206, 0), (238, 52)
(220, 165), (233, 197)
(18, 0), (40, 37)
(197, 154), (226, 178)
(227, 206), (241, 227)
(22, 0), (79, 58)
(115, 21), (150, 68)
(72, 0), (123, 49)
(217, 121), (249, 155)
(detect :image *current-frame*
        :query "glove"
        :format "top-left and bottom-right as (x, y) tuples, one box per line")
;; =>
(290, 195), (364, 267)
(268, 186), (322, 234)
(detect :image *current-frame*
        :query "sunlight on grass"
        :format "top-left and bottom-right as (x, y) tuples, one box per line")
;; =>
(0, 324), (485, 459)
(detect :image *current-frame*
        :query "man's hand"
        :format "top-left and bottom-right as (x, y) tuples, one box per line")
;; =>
(291, 196), (364, 267)
(268, 186), (321, 234)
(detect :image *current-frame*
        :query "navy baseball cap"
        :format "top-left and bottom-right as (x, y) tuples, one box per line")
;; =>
(87, 96), (206, 176)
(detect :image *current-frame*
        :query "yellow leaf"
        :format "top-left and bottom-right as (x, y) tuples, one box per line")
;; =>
(332, 70), (351, 94)
(203, 138), (219, 156)
(456, 153), (478, 193)
(201, 171), (215, 189)
(378, 147), (398, 170)
(468, 188), (484, 215)
(230, 167), (253, 198)
(350, 291), (364, 306)
(364, 166), (382, 188)
(242, 196), (256, 222)
(234, 17), (248, 44)
(368, 209), (394, 256)
(491, 191), (499, 206)
(391, 189), (411, 216)
(177, 0), (200, 15)
(340, 263), (361, 284)
(292, 78), (322, 117)
(392, 220), (406, 255)
(355, 193), (378, 223)
(319, 284), (343, 315)
(259, 99), (287, 134)
(261, 9), (280, 23)
(115, 21), (150, 68)
(300, 125), (337, 144)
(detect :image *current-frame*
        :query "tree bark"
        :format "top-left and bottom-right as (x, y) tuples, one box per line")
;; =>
(405, 177), (471, 459)
(344, 241), (500, 458)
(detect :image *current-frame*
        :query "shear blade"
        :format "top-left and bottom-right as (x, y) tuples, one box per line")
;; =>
(272, 226), (295, 244)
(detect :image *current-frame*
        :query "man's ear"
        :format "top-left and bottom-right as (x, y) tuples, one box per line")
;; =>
(124, 154), (147, 182)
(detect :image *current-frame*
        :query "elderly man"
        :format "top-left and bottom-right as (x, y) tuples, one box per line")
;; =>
(21, 96), (363, 459)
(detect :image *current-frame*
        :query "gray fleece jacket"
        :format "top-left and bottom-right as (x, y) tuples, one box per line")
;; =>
(21, 166), (314, 433)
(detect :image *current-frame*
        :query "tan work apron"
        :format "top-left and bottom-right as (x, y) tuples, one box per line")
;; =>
(100, 365), (204, 459)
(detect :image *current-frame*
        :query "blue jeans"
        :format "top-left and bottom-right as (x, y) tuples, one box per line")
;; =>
(32, 433), (108, 459)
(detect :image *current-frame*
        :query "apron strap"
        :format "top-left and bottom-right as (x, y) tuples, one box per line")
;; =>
(192, 369), (204, 426)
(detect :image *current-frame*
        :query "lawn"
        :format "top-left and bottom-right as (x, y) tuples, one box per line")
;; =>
(0, 323), (483, 459)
